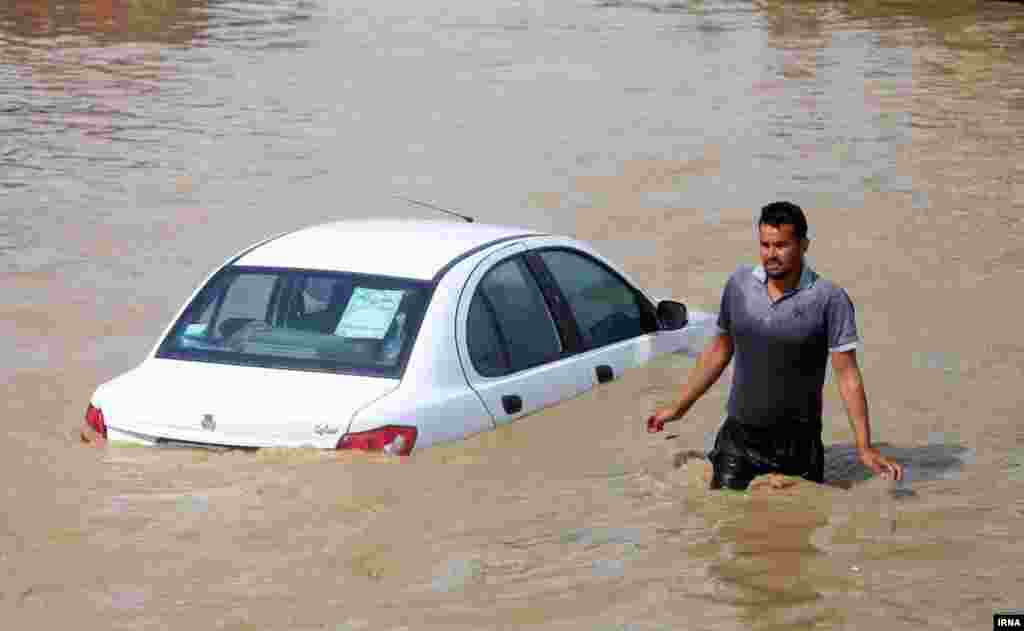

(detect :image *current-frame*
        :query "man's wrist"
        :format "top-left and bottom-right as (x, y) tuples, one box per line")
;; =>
(674, 400), (692, 419)
(856, 444), (875, 455)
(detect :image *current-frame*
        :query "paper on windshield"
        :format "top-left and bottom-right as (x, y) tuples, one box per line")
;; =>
(334, 288), (404, 339)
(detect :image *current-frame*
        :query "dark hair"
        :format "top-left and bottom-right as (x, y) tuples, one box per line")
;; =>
(759, 201), (808, 241)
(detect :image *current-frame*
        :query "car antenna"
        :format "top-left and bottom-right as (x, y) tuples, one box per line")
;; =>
(394, 195), (474, 223)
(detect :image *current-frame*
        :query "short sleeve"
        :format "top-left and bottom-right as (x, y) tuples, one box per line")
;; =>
(827, 287), (859, 352)
(715, 273), (735, 335)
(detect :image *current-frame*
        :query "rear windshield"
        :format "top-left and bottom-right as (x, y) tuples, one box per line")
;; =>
(156, 266), (431, 377)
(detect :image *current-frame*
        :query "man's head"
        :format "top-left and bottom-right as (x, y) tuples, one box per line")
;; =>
(758, 201), (809, 281)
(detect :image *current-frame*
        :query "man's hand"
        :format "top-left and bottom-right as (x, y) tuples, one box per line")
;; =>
(79, 424), (106, 446)
(858, 446), (903, 481)
(646, 406), (680, 433)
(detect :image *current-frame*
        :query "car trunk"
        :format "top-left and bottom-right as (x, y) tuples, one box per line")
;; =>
(99, 358), (400, 448)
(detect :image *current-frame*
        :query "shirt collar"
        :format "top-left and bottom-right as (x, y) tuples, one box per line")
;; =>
(752, 261), (817, 292)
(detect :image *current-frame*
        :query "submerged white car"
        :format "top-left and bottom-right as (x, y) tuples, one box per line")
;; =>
(84, 218), (713, 455)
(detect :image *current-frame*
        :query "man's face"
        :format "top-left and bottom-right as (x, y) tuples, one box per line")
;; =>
(758, 223), (807, 280)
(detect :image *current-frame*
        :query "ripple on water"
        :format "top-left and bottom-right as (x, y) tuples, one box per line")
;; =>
(560, 526), (644, 548)
(1005, 449), (1024, 482)
(592, 557), (625, 578)
(431, 558), (484, 592)
(175, 493), (209, 514)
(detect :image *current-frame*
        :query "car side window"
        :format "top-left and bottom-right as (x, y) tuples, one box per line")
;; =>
(538, 249), (649, 348)
(466, 292), (509, 377)
(469, 257), (562, 375)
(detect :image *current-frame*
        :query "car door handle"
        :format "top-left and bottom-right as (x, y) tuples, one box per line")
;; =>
(501, 394), (522, 415)
(596, 365), (614, 384)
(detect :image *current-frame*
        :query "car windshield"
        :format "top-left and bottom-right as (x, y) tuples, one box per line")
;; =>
(156, 266), (431, 377)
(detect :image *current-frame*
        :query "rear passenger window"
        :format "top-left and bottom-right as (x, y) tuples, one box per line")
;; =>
(467, 257), (562, 375)
(538, 250), (649, 348)
(466, 293), (508, 377)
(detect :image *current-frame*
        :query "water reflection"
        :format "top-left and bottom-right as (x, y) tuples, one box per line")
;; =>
(700, 493), (839, 628)
(1, 0), (208, 43)
(0, 0), (207, 150)
(756, 0), (828, 50)
(753, 0), (1024, 106)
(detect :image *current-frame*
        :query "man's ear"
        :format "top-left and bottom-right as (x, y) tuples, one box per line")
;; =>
(801, 238), (810, 255)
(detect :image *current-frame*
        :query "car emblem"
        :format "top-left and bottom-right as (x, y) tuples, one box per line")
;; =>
(314, 424), (339, 436)
(201, 414), (216, 431)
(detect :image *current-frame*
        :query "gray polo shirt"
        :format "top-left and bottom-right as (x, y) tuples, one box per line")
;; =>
(716, 263), (859, 428)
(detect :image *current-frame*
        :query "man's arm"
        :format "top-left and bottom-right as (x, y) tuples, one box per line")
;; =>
(647, 333), (734, 432)
(831, 349), (903, 480)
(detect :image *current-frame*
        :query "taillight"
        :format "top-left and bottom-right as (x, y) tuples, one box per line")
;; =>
(336, 425), (417, 456)
(85, 403), (107, 438)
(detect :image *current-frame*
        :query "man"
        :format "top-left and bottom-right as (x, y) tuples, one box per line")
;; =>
(647, 201), (902, 489)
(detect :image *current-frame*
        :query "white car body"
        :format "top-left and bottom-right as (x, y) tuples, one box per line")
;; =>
(89, 218), (716, 452)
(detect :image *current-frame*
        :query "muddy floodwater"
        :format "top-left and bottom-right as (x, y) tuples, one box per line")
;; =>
(2, 0), (1023, 628)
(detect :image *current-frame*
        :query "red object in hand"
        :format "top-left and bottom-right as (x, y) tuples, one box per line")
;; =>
(647, 415), (665, 433)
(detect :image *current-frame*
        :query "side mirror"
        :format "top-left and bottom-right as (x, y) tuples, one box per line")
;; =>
(656, 300), (688, 330)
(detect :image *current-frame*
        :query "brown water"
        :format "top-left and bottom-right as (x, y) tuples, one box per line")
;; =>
(2, 0), (1023, 628)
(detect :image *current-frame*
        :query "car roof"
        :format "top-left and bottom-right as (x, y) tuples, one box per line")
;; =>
(234, 218), (543, 280)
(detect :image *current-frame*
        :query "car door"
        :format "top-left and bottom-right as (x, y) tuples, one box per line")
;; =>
(455, 245), (592, 426)
(529, 246), (664, 387)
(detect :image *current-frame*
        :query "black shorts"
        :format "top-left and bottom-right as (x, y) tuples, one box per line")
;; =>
(708, 416), (825, 490)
